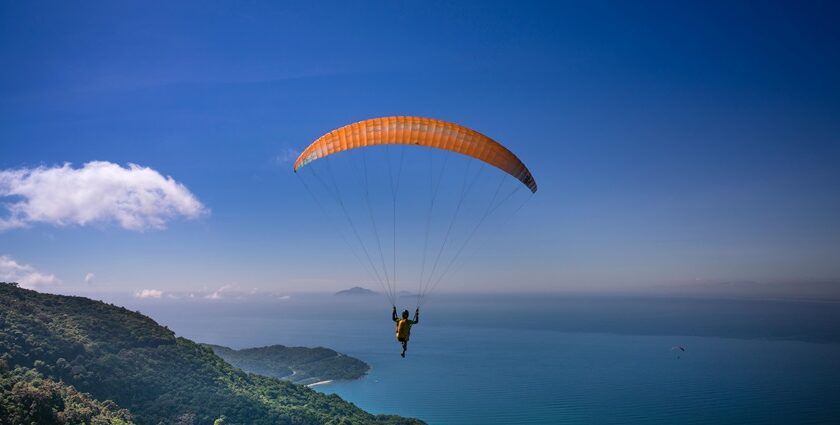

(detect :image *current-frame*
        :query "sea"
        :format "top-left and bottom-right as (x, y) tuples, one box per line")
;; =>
(114, 293), (840, 424)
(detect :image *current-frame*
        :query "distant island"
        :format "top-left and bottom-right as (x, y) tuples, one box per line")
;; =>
(207, 344), (369, 386)
(0, 282), (423, 425)
(334, 286), (419, 298)
(334, 286), (378, 296)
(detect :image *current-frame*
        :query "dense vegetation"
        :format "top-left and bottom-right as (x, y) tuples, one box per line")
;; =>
(0, 283), (423, 425)
(0, 367), (135, 425)
(207, 345), (369, 385)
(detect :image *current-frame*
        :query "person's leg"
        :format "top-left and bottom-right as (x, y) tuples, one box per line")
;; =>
(401, 339), (408, 357)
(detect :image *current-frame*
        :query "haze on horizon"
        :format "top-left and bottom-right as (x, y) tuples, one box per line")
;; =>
(1, 1), (839, 300)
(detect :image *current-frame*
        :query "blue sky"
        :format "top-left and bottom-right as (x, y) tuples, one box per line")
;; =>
(1, 1), (839, 298)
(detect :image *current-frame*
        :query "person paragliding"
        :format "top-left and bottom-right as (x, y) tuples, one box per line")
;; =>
(392, 306), (419, 357)
(294, 117), (536, 358)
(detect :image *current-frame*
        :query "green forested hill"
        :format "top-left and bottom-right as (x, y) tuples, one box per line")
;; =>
(1, 367), (135, 425)
(0, 282), (423, 425)
(207, 345), (369, 385)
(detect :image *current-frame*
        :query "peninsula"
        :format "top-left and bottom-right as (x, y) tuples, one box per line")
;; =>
(207, 344), (369, 386)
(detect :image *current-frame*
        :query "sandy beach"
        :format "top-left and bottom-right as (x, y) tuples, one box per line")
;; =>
(307, 380), (334, 388)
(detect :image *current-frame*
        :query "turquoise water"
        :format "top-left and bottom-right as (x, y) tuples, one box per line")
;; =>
(123, 294), (840, 424)
(319, 328), (840, 424)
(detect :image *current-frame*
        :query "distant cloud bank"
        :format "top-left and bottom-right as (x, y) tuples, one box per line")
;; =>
(205, 284), (233, 300)
(0, 161), (208, 231)
(0, 255), (59, 289)
(129, 285), (291, 301)
(134, 289), (164, 299)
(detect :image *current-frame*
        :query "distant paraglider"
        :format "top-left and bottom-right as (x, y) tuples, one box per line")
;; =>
(671, 345), (686, 359)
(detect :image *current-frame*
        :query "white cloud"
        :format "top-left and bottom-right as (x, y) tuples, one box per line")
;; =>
(84, 272), (95, 284)
(205, 284), (233, 300)
(0, 255), (59, 289)
(0, 161), (208, 231)
(273, 148), (300, 165)
(134, 289), (164, 299)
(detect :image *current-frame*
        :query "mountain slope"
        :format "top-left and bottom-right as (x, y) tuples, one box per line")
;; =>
(0, 282), (422, 425)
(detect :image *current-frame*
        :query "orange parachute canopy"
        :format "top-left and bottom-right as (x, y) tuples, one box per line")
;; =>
(294, 116), (537, 193)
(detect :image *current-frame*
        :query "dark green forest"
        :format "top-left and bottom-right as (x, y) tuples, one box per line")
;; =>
(1, 367), (135, 425)
(207, 345), (369, 385)
(0, 282), (423, 425)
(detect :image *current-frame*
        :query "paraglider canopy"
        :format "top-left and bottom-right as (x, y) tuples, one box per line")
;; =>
(294, 116), (537, 193)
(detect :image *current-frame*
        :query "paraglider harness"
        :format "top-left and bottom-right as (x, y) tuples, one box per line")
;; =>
(393, 307), (419, 342)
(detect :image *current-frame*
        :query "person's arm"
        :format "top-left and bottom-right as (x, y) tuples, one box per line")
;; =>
(392, 306), (398, 322)
(413, 308), (419, 324)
